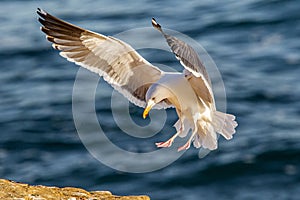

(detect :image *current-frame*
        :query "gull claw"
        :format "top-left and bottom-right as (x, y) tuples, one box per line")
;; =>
(177, 141), (191, 152)
(155, 139), (173, 148)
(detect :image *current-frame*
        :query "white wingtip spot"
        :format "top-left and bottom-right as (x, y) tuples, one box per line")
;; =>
(52, 44), (60, 50)
(39, 8), (47, 15)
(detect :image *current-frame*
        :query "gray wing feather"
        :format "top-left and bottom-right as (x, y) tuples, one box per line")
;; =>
(151, 18), (211, 85)
(152, 18), (215, 106)
(37, 9), (169, 108)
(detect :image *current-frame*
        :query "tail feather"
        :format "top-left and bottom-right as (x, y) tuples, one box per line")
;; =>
(174, 111), (237, 151)
(193, 134), (201, 148)
(192, 120), (218, 150)
(212, 111), (238, 140)
(200, 122), (218, 150)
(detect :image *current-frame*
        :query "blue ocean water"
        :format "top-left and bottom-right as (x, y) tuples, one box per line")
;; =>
(0, 0), (300, 199)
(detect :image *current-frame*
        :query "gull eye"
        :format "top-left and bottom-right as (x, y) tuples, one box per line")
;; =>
(152, 97), (155, 101)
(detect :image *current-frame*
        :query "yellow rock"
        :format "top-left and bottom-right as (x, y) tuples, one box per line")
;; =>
(0, 179), (150, 200)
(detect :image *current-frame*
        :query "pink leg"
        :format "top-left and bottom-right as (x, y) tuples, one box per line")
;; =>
(156, 123), (183, 148)
(177, 128), (197, 151)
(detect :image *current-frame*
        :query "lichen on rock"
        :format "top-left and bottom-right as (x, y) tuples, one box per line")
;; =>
(0, 179), (150, 200)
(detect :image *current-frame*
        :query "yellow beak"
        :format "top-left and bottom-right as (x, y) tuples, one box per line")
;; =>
(143, 99), (156, 119)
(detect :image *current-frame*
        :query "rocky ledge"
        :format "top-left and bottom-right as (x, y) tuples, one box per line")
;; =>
(0, 179), (150, 200)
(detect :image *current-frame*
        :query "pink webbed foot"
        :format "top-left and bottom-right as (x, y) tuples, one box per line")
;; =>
(177, 141), (191, 152)
(155, 139), (174, 148)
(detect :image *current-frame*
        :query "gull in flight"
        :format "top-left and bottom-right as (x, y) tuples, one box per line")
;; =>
(37, 8), (238, 151)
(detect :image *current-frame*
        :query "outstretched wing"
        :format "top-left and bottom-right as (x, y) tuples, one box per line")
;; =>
(37, 8), (165, 108)
(151, 18), (214, 106)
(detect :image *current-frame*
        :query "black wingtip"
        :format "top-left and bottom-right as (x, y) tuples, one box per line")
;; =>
(36, 8), (47, 18)
(37, 7), (41, 14)
(151, 18), (162, 31)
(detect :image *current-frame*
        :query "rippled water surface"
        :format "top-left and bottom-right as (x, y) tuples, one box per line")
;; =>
(0, 0), (299, 199)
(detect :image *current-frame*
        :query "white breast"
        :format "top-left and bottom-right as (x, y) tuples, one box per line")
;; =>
(158, 73), (201, 114)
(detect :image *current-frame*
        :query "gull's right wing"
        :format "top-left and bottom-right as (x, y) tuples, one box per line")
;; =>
(37, 8), (167, 108)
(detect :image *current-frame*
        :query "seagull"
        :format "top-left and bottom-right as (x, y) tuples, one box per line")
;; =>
(37, 8), (238, 151)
